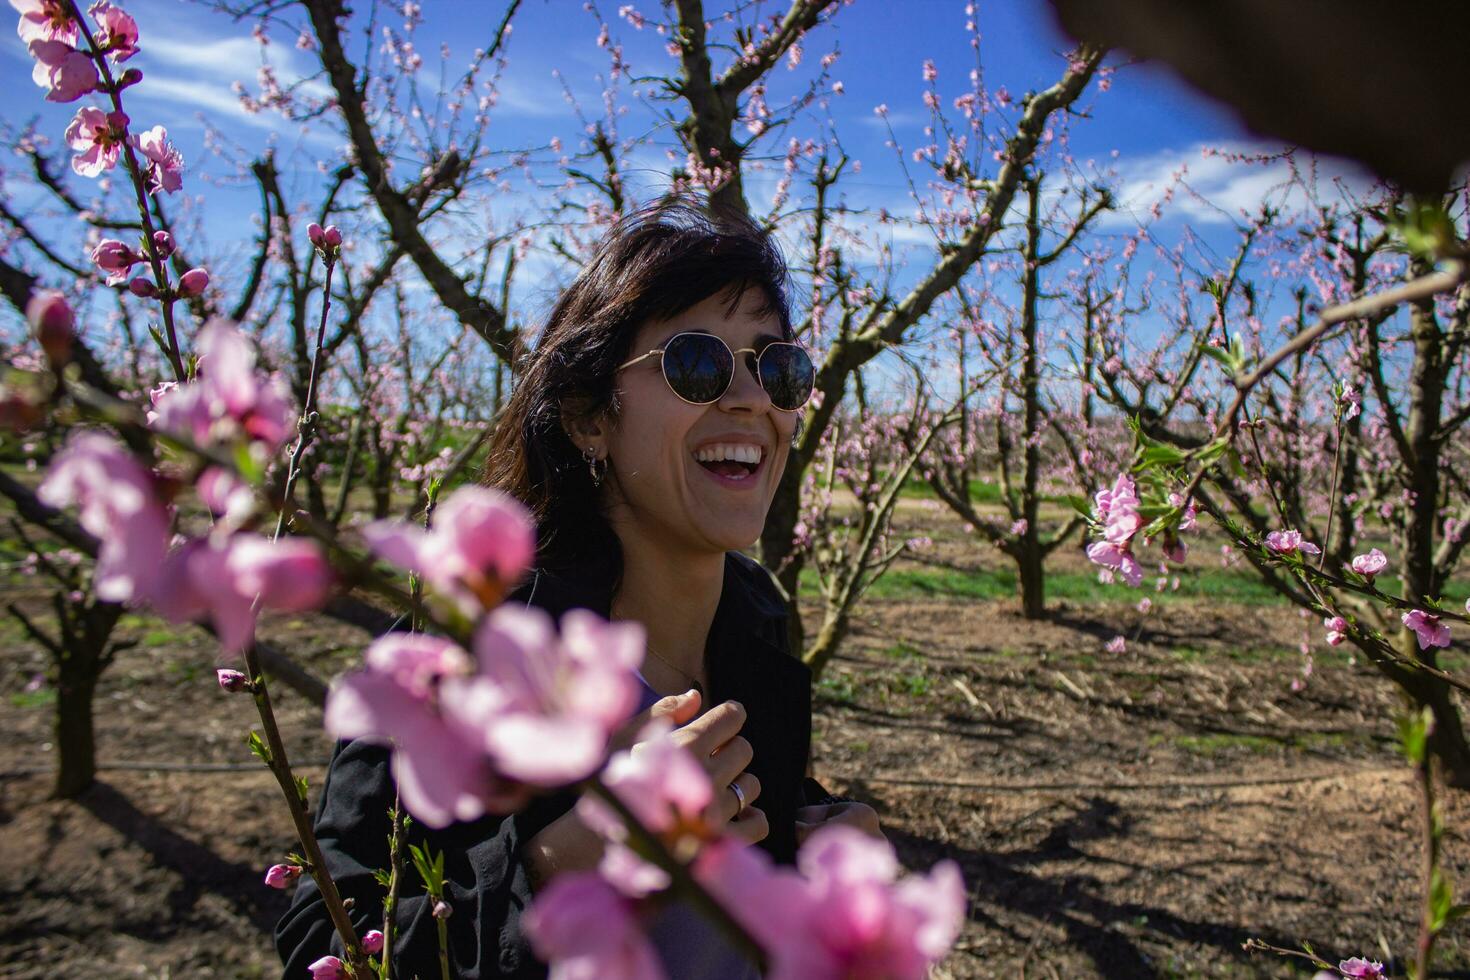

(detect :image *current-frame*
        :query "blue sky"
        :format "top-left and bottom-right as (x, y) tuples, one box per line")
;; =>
(4, 0), (1331, 372)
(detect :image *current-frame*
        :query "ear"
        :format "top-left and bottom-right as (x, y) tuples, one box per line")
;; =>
(560, 395), (609, 455)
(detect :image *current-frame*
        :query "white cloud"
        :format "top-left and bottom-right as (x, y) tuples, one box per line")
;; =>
(1106, 141), (1375, 228)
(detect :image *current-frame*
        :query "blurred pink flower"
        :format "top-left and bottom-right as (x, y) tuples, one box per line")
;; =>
(134, 125), (183, 193)
(196, 466), (255, 525)
(27, 38), (96, 101)
(702, 825), (964, 980)
(361, 929), (384, 955)
(307, 956), (345, 980)
(12, 0), (80, 45)
(1324, 616), (1348, 646)
(65, 106), (128, 177)
(38, 432), (171, 603)
(1338, 958), (1385, 979)
(326, 607), (643, 828)
(263, 863), (302, 889)
(26, 289), (73, 364)
(90, 238), (138, 284)
(324, 632), (509, 827)
(148, 320), (295, 453)
(1085, 541), (1143, 587)
(87, 1), (138, 61)
(151, 534), (332, 655)
(1349, 548), (1387, 579)
(1265, 529), (1321, 557)
(363, 485), (535, 615)
(524, 873), (664, 980)
(1402, 609), (1451, 651)
(579, 723), (712, 846)
(1105, 635), (1126, 654)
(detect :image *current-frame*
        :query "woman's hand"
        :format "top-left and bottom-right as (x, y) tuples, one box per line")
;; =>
(794, 800), (883, 847)
(666, 697), (768, 846)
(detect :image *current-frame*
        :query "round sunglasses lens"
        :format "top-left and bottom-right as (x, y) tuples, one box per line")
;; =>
(662, 334), (733, 404)
(757, 343), (815, 410)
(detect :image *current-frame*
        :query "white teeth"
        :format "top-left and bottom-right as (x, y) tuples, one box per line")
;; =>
(693, 443), (764, 465)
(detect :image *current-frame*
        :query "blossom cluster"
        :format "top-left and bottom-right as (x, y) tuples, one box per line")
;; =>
(38, 319), (329, 653)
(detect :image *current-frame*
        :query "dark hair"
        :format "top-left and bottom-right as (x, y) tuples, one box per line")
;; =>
(483, 200), (793, 582)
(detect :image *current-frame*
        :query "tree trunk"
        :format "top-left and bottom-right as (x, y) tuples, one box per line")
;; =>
(801, 607), (849, 682)
(52, 658), (98, 799)
(1017, 545), (1046, 620)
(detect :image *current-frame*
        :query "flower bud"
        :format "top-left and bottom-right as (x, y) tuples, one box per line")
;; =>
(117, 68), (144, 88)
(216, 668), (250, 693)
(128, 277), (158, 298)
(152, 230), (175, 258)
(263, 863), (303, 889)
(362, 929), (385, 955)
(307, 222), (325, 247)
(432, 899), (452, 920)
(25, 290), (74, 366)
(177, 268), (209, 298)
(307, 955), (345, 980)
(321, 225), (343, 248)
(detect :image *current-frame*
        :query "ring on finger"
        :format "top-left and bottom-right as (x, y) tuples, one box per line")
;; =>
(728, 780), (746, 814)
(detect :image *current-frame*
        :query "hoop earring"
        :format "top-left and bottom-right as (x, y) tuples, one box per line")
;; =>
(583, 446), (607, 488)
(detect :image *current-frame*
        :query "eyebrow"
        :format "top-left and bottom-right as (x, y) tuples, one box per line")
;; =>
(662, 328), (787, 349)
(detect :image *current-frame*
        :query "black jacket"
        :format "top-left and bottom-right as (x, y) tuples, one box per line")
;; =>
(276, 551), (824, 979)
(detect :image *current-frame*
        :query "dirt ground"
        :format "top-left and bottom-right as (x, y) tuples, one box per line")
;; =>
(2, 522), (1467, 978)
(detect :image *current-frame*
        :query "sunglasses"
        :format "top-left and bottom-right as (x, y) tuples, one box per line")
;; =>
(618, 331), (816, 412)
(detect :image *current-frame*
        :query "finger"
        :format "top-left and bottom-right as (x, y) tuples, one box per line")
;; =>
(714, 771), (762, 824)
(706, 736), (753, 788)
(727, 805), (769, 845)
(611, 689), (701, 750)
(649, 688), (702, 725)
(677, 700), (747, 757)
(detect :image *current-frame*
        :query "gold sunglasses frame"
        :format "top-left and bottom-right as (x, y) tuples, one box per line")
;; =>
(617, 331), (814, 412)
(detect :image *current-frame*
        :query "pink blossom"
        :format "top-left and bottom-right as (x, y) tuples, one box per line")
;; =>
(361, 929), (384, 955)
(134, 125), (184, 194)
(578, 724), (712, 847)
(151, 534), (332, 655)
(26, 289), (73, 364)
(1009, 518), (1027, 536)
(524, 873), (664, 980)
(178, 267), (209, 297)
(307, 956), (346, 980)
(326, 607), (643, 827)
(701, 826), (963, 980)
(90, 238), (138, 285)
(38, 432), (171, 603)
(27, 38), (97, 101)
(87, 1), (138, 61)
(65, 107), (129, 177)
(11, 0), (79, 45)
(216, 668), (249, 692)
(196, 466), (255, 525)
(1265, 529), (1321, 558)
(147, 320), (296, 453)
(363, 485), (535, 616)
(1338, 958), (1385, 979)
(1324, 616), (1348, 646)
(127, 276), (157, 298)
(1402, 609), (1451, 651)
(1085, 541), (1143, 587)
(1350, 548), (1387, 579)
(263, 863), (302, 889)
(1105, 635), (1126, 654)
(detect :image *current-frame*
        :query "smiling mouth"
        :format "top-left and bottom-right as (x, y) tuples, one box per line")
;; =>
(692, 444), (765, 482)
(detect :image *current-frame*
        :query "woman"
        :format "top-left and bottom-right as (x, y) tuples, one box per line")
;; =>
(277, 202), (880, 979)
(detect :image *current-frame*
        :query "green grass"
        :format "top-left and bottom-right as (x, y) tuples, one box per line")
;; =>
(1159, 730), (1374, 756)
(10, 688), (55, 709)
(801, 563), (1286, 605)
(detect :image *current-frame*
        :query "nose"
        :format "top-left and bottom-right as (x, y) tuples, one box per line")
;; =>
(717, 350), (771, 414)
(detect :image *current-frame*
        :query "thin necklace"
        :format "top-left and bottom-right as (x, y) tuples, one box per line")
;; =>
(644, 643), (704, 696)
